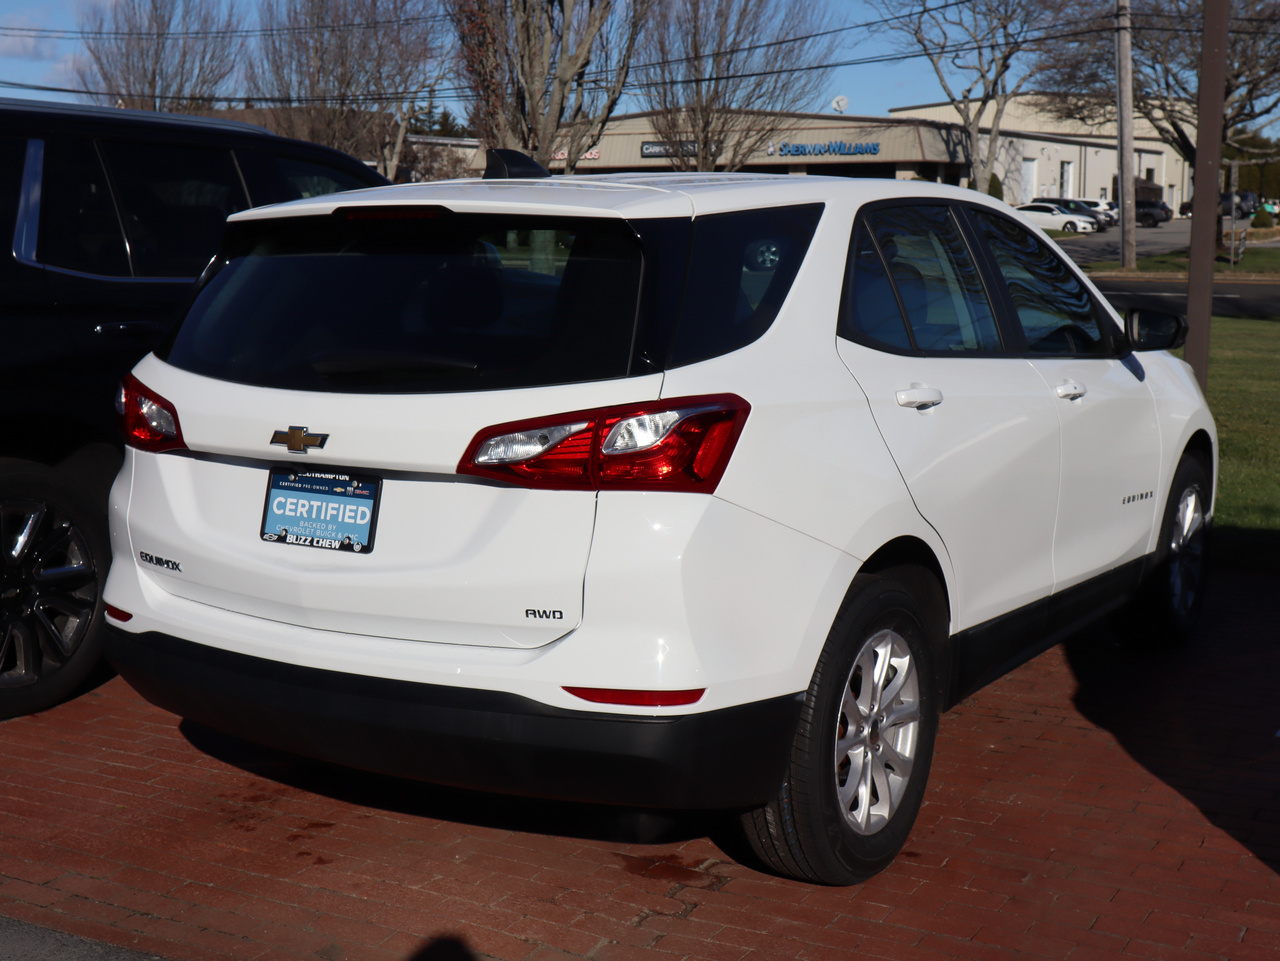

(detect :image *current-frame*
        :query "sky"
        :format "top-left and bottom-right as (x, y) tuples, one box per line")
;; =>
(0, 0), (951, 119)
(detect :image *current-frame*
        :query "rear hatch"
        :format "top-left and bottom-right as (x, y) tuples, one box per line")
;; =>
(123, 207), (664, 649)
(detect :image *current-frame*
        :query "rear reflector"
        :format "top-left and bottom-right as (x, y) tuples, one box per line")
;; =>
(104, 604), (133, 622)
(116, 374), (187, 453)
(458, 394), (749, 492)
(563, 687), (705, 706)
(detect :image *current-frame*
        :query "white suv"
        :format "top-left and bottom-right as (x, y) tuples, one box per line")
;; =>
(103, 156), (1215, 885)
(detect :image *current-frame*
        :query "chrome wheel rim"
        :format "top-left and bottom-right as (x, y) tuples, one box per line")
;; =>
(0, 499), (98, 689)
(1168, 483), (1206, 620)
(834, 628), (921, 835)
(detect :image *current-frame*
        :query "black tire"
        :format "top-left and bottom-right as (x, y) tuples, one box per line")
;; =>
(740, 569), (942, 884)
(0, 460), (110, 719)
(1140, 214), (1157, 228)
(1063, 221), (1078, 233)
(1123, 455), (1211, 648)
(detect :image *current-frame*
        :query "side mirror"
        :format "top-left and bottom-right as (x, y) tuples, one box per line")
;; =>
(1126, 308), (1188, 351)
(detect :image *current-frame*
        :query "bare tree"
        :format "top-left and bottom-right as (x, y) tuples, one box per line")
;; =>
(247, 0), (449, 179)
(1034, 0), (1280, 169)
(872, 0), (1061, 193)
(634, 0), (834, 172)
(73, 0), (242, 111)
(450, 0), (648, 171)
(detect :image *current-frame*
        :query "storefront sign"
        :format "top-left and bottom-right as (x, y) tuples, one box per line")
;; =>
(551, 148), (601, 161)
(771, 141), (881, 157)
(641, 140), (699, 158)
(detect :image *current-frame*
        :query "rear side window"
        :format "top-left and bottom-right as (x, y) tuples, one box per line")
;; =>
(970, 209), (1109, 356)
(841, 204), (1001, 353)
(668, 204), (823, 367)
(161, 212), (645, 393)
(276, 157), (375, 199)
(99, 141), (249, 277)
(38, 138), (131, 277)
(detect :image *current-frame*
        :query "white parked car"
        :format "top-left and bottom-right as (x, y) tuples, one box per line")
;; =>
(1068, 197), (1119, 226)
(104, 154), (1215, 885)
(1016, 201), (1097, 232)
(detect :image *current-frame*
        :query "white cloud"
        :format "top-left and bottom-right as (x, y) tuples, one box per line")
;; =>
(0, 17), (57, 61)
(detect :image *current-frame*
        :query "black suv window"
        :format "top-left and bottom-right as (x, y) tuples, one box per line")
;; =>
(970, 208), (1109, 356)
(99, 140), (249, 277)
(277, 157), (376, 199)
(38, 138), (131, 277)
(841, 204), (1002, 353)
(162, 211), (646, 393)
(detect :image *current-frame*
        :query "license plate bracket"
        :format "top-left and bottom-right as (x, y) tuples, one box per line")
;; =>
(260, 469), (380, 554)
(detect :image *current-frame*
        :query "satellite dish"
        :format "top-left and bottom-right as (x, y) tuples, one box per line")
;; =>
(831, 95), (849, 114)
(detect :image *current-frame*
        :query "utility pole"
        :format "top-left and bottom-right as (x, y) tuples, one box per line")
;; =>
(1115, 0), (1136, 269)
(1185, 0), (1231, 392)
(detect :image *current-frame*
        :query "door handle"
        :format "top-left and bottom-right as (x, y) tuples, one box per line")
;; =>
(1055, 382), (1087, 401)
(94, 321), (163, 338)
(895, 387), (944, 410)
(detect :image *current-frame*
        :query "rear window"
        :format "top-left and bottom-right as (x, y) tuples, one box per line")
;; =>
(161, 211), (646, 393)
(159, 202), (823, 393)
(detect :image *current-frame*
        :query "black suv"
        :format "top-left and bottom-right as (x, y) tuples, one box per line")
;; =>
(1134, 199), (1173, 227)
(1, 97), (387, 718)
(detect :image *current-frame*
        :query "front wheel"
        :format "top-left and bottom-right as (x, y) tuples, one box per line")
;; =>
(1063, 221), (1078, 233)
(1120, 454), (1210, 647)
(741, 570), (942, 884)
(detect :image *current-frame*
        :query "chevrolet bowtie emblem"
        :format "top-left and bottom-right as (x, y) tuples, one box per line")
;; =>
(270, 426), (329, 454)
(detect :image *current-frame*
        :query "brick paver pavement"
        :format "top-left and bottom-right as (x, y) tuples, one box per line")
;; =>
(2, 570), (1277, 961)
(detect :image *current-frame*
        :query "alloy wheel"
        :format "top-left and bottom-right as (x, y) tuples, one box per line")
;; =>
(0, 498), (99, 689)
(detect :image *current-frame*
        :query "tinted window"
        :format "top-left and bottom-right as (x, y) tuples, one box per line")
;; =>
(38, 138), (130, 276)
(99, 141), (249, 277)
(840, 223), (912, 350)
(0, 137), (23, 261)
(845, 205), (1001, 353)
(162, 212), (645, 393)
(668, 204), (822, 367)
(971, 209), (1108, 356)
(276, 157), (374, 199)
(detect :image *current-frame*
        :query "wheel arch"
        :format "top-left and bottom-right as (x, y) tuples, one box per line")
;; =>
(1181, 429), (1215, 501)
(856, 536), (952, 703)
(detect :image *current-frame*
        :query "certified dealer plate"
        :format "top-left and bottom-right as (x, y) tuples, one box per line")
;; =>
(261, 469), (380, 553)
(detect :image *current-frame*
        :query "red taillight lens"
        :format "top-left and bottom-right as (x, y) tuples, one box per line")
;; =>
(458, 394), (749, 492)
(104, 604), (133, 622)
(116, 373), (187, 453)
(563, 687), (705, 706)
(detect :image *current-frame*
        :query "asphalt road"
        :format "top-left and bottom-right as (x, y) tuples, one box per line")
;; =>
(0, 915), (165, 961)
(1057, 216), (1280, 318)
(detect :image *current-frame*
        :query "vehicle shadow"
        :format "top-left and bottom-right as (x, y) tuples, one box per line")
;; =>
(180, 719), (725, 848)
(1060, 533), (1280, 873)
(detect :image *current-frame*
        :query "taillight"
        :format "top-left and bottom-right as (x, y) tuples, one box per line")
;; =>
(458, 394), (749, 492)
(116, 374), (187, 453)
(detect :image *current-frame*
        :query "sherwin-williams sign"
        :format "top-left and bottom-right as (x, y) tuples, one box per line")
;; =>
(775, 141), (881, 157)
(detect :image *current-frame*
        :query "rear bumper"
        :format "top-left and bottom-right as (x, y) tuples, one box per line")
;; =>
(105, 627), (803, 810)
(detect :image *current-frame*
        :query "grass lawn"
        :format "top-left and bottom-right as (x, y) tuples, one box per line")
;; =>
(1085, 247), (1280, 273)
(1199, 316), (1280, 570)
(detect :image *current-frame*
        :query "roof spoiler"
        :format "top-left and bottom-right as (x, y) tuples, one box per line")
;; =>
(483, 148), (552, 180)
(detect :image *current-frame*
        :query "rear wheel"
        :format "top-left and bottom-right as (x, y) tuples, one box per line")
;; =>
(0, 461), (109, 718)
(741, 570), (942, 884)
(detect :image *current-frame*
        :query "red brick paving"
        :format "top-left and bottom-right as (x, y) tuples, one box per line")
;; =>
(1, 571), (1278, 961)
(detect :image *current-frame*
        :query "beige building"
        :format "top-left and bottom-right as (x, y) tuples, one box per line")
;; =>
(458, 101), (1189, 208)
(888, 96), (1190, 207)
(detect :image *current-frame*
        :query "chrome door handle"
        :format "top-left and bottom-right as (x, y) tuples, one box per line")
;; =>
(895, 387), (944, 410)
(1055, 383), (1087, 401)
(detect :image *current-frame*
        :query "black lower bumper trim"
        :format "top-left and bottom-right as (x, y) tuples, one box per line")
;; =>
(105, 628), (802, 810)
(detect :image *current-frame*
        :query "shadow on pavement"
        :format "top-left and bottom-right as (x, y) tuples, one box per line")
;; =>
(1062, 533), (1280, 872)
(180, 720), (724, 849)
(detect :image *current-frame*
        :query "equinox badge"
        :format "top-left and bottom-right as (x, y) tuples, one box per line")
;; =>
(270, 426), (329, 454)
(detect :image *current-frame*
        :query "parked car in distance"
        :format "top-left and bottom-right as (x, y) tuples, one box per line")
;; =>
(1015, 202), (1098, 233)
(1037, 197), (1110, 230)
(103, 152), (1215, 885)
(1134, 199), (1173, 227)
(1221, 190), (1258, 219)
(0, 97), (388, 720)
